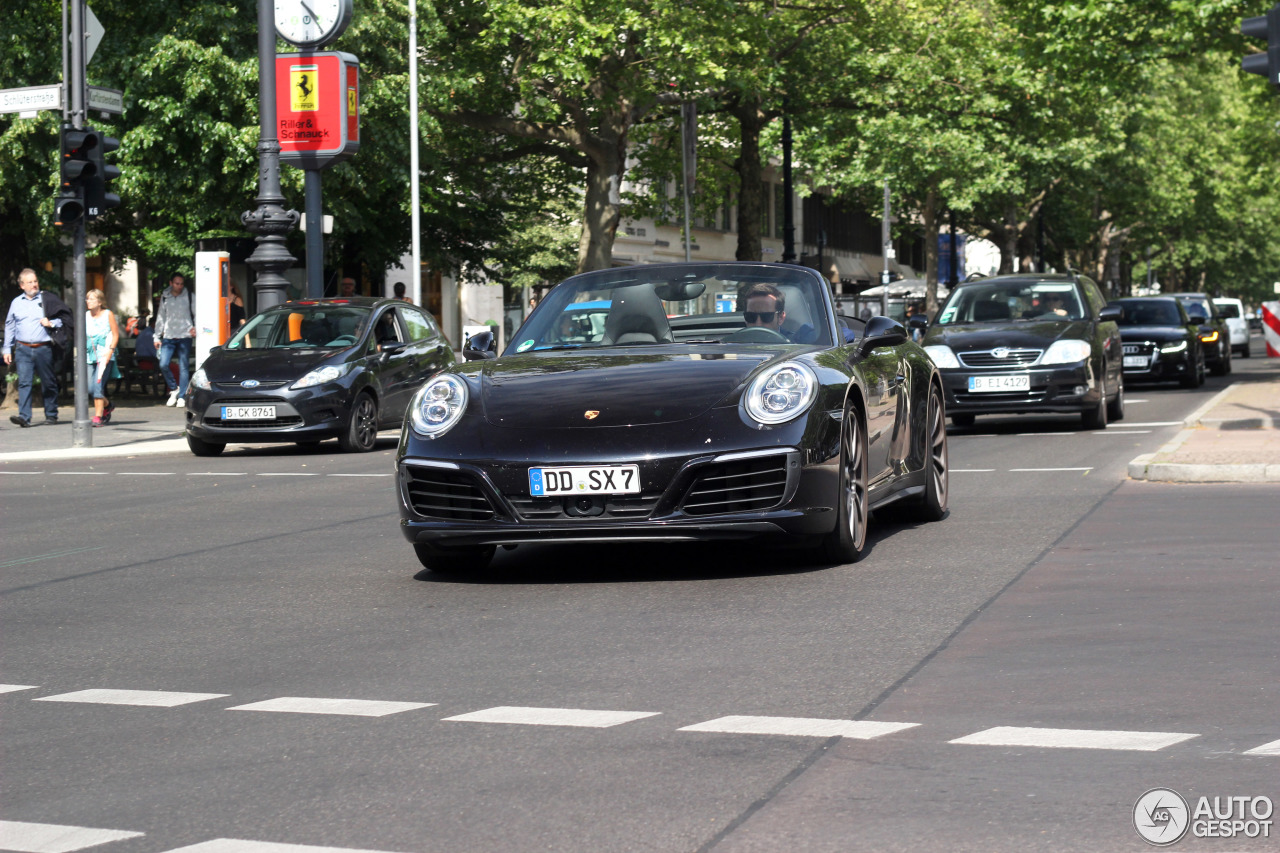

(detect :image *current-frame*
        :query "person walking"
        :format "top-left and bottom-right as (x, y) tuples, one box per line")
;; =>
(3, 268), (73, 428)
(84, 289), (121, 426)
(155, 272), (195, 406)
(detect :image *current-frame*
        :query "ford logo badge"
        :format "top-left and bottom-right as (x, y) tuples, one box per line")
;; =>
(240, 379), (260, 388)
(992, 347), (1010, 359)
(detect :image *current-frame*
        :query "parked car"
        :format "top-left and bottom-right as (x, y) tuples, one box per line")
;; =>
(395, 262), (950, 573)
(1106, 297), (1205, 388)
(1168, 293), (1231, 375)
(1212, 297), (1252, 358)
(185, 297), (454, 455)
(914, 273), (1124, 429)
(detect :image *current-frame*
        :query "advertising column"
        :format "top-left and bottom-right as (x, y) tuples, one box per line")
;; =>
(194, 251), (230, 369)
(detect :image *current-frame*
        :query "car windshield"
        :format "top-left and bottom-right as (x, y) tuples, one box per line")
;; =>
(935, 281), (1084, 325)
(1214, 301), (1241, 319)
(226, 304), (373, 350)
(1177, 296), (1213, 318)
(508, 265), (834, 353)
(1115, 300), (1182, 326)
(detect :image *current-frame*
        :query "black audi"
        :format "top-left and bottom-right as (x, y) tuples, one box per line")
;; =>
(1107, 297), (1205, 388)
(395, 262), (949, 573)
(916, 273), (1124, 429)
(185, 297), (454, 455)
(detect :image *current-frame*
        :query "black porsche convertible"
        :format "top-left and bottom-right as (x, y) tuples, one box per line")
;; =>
(395, 262), (949, 573)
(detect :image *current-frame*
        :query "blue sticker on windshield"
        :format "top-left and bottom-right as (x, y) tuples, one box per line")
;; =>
(516, 339), (535, 352)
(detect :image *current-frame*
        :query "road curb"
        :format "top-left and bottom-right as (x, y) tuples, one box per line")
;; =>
(1128, 457), (1280, 483)
(1182, 383), (1236, 428)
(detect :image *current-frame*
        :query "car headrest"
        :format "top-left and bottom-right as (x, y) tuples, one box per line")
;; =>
(602, 284), (673, 345)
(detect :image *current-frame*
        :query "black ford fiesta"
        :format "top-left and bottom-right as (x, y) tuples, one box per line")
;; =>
(185, 297), (454, 455)
(395, 262), (950, 574)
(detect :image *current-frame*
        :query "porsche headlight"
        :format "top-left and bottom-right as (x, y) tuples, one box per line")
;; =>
(410, 374), (469, 438)
(923, 345), (960, 368)
(1040, 340), (1092, 365)
(291, 363), (349, 389)
(190, 368), (212, 391)
(743, 362), (817, 425)
(1160, 340), (1188, 354)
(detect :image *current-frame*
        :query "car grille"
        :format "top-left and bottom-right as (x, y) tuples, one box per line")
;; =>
(404, 467), (498, 521)
(953, 389), (1048, 403)
(957, 349), (1043, 368)
(506, 494), (663, 522)
(1123, 342), (1157, 357)
(213, 381), (289, 391)
(679, 455), (789, 517)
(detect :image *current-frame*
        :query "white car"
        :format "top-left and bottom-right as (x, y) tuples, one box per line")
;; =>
(1213, 297), (1251, 358)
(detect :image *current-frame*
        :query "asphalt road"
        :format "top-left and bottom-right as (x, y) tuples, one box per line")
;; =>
(2, 355), (1277, 853)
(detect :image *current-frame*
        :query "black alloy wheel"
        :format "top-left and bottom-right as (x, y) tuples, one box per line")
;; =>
(1181, 351), (1204, 388)
(816, 403), (869, 564)
(339, 392), (378, 452)
(186, 433), (226, 457)
(1082, 376), (1108, 430)
(413, 543), (496, 574)
(906, 383), (949, 522)
(1106, 373), (1125, 422)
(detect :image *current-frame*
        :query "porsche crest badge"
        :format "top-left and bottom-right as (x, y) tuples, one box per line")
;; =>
(584, 410), (600, 420)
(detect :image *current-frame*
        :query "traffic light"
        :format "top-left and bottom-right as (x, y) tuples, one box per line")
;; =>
(1242, 4), (1280, 86)
(85, 131), (120, 220)
(55, 125), (95, 230)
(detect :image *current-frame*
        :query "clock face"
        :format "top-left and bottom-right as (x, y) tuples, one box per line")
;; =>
(275, 0), (351, 48)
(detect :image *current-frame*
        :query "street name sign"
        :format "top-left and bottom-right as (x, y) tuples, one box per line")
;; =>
(88, 86), (123, 115)
(0, 85), (60, 116)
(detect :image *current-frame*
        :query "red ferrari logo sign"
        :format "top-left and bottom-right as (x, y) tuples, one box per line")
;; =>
(276, 52), (360, 168)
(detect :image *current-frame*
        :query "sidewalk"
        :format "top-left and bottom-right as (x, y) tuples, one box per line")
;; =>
(0, 396), (192, 461)
(1127, 369), (1280, 483)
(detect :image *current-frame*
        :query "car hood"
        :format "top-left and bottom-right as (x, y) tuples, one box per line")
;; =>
(1118, 326), (1189, 343)
(476, 348), (791, 428)
(199, 347), (346, 383)
(924, 320), (1092, 352)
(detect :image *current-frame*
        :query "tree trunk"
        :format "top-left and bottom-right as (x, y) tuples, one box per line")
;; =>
(1002, 201), (1019, 274)
(923, 183), (939, 315)
(577, 132), (626, 273)
(732, 99), (769, 262)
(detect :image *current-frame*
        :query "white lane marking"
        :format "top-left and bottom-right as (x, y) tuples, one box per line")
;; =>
(159, 840), (412, 853)
(950, 726), (1197, 751)
(950, 469), (995, 473)
(1125, 399), (1150, 403)
(0, 685), (38, 694)
(679, 716), (919, 739)
(442, 706), (661, 728)
(51, 472), (107, 476)
(116, 472), (175, 476)
(1009, 467), (1093, 472)
(1017, 432), (1080, 437)
(227, 697), (435, 717)
(1114, 421), (1179, 427)
(327, 474), (390, 478)
(1243, 738), (1280, 756)
(0, 471), (46, 475)
(1089, 430), (1151, 435)
(187, 472), (247, 476)
(256, 473), (317, 477)
(34, 689), (228, 707)
(0, 820), (143, 853)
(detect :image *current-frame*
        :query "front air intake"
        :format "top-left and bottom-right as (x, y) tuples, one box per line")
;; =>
(679, 455), (789, 516)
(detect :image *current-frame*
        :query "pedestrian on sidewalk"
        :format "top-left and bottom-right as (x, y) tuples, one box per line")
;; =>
(3, 268), (73, 428)
(155, 272), (195, 407)
(84, 289), (121, 427)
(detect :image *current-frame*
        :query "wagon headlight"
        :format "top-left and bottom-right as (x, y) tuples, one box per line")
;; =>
(743, 362), (817, 425)
(1040, 339), (1092, 365)
(923, 345), (960, 368)
(410, 374), (469, 438)
(190, 368), (212, 391)
(291, 363), (349, 389)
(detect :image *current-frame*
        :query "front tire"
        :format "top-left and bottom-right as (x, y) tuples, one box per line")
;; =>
(1081, 377), (1108, 430)
(813, 403), (869, 564)
(339, 392), (378, 452)
(1106, 374), (1125, 422)
(187, 433), (225, 457)
(413, 543), (495, 574)
(905, 383), (948, 522)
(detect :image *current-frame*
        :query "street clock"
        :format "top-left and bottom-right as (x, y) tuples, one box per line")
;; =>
(275, 0), (353, 49)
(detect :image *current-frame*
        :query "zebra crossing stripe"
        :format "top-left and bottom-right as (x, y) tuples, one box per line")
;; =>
(160, 839), (412, 853)
(226, 698), (434, 717)
(950, 726), (1198, 751)
(442, 706), (660, 728)
(1243, 738), (1280, 756)
(0, 685), (38, 694)
(34, 689), (228, 707)
(678, 715), (918, 739)
(0, 820), (142, 853)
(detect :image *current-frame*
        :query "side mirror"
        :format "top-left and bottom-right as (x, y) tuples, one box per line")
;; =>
(379, 341), (408, 355)
(463, 329), (498, 361)
(1098, 305), (1122, 322)
(860, 316), (908, 354)
(907, 315), (928, 331)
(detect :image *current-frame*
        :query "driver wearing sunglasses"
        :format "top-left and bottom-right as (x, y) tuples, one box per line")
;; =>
(742, 284), (786, 332)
